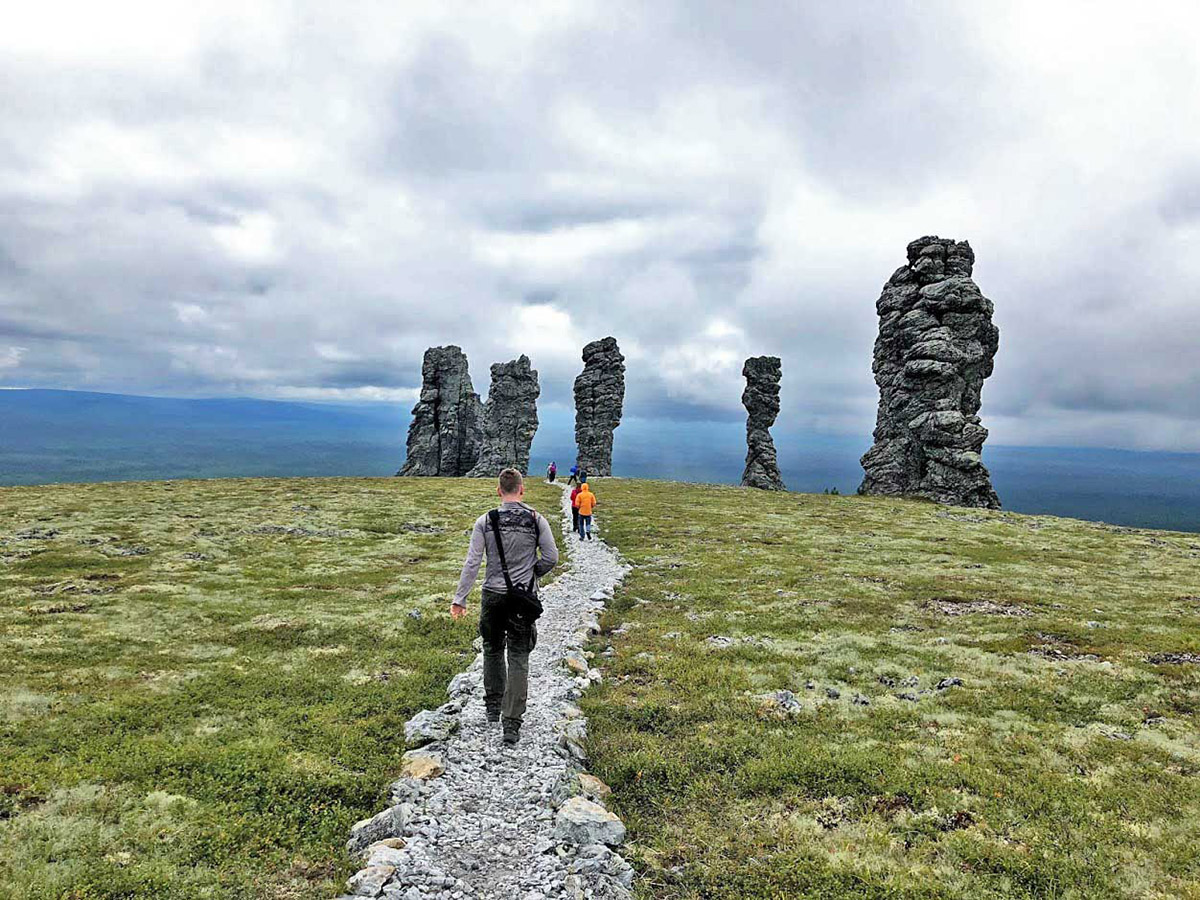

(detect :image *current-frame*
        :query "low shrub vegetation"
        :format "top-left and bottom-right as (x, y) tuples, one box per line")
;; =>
(587, 480), (1200, 898)
(0, 476), (563, 899)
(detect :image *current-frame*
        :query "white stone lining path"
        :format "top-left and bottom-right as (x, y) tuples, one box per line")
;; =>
(338, 484), (634, 900)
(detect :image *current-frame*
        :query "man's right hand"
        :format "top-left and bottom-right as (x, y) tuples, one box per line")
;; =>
(450, 603), (467, 620)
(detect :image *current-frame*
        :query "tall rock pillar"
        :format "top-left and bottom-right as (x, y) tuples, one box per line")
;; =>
(859, 236), (1001, 508)
(573, 337), (625, 477)
(397, 345), (483, 477)
(741, 356), (785, 491)
(467, 355), (541, 477)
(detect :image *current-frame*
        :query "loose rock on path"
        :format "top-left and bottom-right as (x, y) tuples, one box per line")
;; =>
(340, 484), (632, 900)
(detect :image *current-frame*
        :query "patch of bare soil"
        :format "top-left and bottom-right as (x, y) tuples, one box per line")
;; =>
(926, 596), (1031, 617)
(1146, 652), (1200, 665)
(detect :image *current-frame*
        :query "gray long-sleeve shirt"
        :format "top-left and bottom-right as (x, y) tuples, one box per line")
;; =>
(452, 501), (559, 608)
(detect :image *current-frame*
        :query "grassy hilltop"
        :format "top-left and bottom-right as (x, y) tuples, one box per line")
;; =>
(1, 476), (1199, 899)
(0, 477), (563, 899)
(587, 481), (1200, 899)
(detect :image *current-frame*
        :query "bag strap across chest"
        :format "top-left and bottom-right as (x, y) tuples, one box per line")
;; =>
(488, 508), (539, 593)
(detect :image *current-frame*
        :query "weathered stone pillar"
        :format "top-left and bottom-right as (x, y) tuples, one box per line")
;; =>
(397, 345), (483, 477)
(859, 236), (1001, 508)
(467, 355), (541, 477)
(741, 356), (785, 490)
(573, 337), (625, 477)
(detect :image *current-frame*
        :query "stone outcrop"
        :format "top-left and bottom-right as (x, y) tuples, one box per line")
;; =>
(573, 337), (625, 477)
(397, 346), (483, 477)
(859, 236), (1001, 508)
(741, 356), (785, 490)
(466, 355), (540, 477)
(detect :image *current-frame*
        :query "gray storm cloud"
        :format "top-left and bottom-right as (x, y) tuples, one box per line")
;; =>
(0, 0), (1198, 449)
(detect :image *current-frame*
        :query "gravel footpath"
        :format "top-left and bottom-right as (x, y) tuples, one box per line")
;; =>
(339, 484), (633, 900)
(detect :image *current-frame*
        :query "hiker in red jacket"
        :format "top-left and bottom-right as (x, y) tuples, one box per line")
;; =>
(570, 483), (582, 537)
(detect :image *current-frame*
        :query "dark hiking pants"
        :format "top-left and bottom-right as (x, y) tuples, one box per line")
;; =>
(571, 506), (580, 534)
(479, 589), (537, 727)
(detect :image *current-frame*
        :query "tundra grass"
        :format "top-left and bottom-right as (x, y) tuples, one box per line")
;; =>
(0, 476), (564, 900)
(585, 481), (1200, 899)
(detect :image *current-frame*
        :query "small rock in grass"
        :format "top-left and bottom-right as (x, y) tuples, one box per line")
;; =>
(824, 687), (841, 700)
(564, 650), (589, 674)
(407, 608), (422, 620)
(706, 635), (735, 649)
(852, 693), (870, 706)
(400, 749), (445, 780)
(896, 692), (920, 702)
(935, 677), (963, 690)
(755, 690), (803, 719)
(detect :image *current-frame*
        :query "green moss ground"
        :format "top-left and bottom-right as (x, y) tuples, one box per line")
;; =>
(0, 477), (564, 900)
(585, 480), (1200, 899)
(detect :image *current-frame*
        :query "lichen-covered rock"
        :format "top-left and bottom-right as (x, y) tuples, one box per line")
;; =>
(740, 356), (784, 490)
(567, 844), (635, 891)
(754, 689), (803, 719)
(573, 337), (625, 477)
(346, 805), (408, 854)
(403, 703), (460, 745)
(554, 796), (626, 846)
(397, 346), (483, 477)
(859, 237), (1001, 508)
(346, 864), (394, 897)
(400, 749), (445, 779)
(466, 355), (540, 477)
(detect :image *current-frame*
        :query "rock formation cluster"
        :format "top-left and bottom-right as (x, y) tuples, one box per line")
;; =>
(859, 236), (1001, 508)
(397, 346), (483, 477)
(741, 356), (785, 491)
(573, 337), (625, 477)
(467, 355), (541, 477)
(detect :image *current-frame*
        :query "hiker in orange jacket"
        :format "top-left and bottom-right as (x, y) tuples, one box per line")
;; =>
(576, 483), (597, 541)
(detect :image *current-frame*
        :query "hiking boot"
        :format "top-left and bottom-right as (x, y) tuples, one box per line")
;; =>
(486, 710), (501, 725)
(502, 725), (521, 745)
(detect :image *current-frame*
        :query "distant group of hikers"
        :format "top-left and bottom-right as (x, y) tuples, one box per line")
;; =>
(544, 461), (598, 540)
(449, 462), (601, 746)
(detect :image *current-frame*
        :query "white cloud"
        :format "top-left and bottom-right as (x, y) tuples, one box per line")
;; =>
(0, 347), (27, 370)
(210, 212), (279, 264)
(0, 1), (1198, 449)
(267, 385), (419, 404)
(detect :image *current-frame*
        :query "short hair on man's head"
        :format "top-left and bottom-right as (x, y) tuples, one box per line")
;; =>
(498, 468), (523, 495)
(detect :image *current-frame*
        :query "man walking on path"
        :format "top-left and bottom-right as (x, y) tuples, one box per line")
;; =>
(570, 483), (582, 537)
(451, 468), (559, 745)
(576, 482), (597, 541)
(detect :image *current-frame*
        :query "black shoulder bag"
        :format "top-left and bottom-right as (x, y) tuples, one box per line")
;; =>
(487, 509), (544, 624)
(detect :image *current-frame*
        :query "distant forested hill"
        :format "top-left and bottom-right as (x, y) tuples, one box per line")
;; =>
(0, 389), (404, 484)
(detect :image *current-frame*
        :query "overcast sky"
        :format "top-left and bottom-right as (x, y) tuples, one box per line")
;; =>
(2, 1), (1198, 450)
